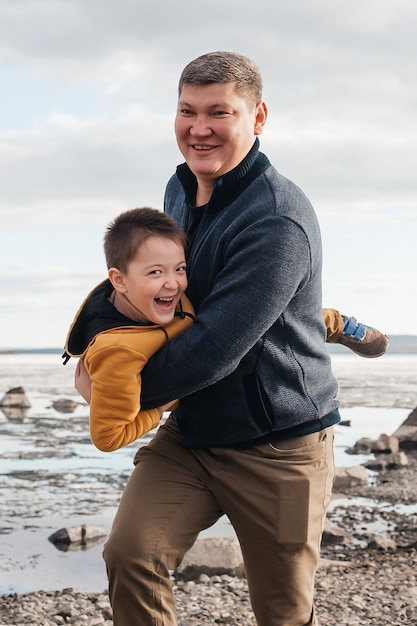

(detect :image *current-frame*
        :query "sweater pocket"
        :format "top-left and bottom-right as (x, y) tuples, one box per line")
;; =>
(243, 373), (273, 430)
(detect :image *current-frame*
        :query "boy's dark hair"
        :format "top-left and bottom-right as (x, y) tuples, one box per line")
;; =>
(104, 207), (186, 272)
(178, 51), (263, 106)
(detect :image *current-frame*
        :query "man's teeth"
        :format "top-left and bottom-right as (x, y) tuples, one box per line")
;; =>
(194, 145), (212, 150)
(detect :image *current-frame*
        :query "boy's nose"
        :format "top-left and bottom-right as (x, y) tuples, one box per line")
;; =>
(163, 275), (179, 289)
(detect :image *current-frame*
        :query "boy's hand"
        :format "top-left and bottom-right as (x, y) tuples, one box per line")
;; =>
(75, 358), (92, 404)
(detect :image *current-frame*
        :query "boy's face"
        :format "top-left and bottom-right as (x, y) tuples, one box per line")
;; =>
(110, 236), (187, 326)
(175, 81), (267, 188)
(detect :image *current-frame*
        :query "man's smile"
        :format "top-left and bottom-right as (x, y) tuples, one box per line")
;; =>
(192, 144), (218, 151)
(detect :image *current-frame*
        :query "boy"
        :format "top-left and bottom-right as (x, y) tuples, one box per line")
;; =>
(63, 207), (195, 452)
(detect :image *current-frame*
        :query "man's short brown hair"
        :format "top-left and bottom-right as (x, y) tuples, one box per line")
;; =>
(178, 51), (263, 107)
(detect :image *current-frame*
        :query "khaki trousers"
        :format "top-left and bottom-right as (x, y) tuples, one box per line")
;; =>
(103, 417), (335, 626)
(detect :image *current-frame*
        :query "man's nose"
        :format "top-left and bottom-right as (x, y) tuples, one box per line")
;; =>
(189, 115), (211, 136)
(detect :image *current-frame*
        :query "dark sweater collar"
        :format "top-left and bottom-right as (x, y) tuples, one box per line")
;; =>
(175, 138), (271, 213)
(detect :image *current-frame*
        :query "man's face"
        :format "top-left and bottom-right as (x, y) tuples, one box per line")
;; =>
(175, 82), (266, 188)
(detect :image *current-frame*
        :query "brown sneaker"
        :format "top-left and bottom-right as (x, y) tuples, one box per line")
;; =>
(337, 316), (389, 358)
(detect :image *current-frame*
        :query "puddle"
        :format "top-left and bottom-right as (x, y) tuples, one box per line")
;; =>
(328, 496), (417, 542)
(0, 512), (235, 594)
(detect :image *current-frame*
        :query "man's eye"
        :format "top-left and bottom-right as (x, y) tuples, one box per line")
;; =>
(180, 108), (194, 115)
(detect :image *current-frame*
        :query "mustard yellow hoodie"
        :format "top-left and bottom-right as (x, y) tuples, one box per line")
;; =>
(64, 280), (195, 452)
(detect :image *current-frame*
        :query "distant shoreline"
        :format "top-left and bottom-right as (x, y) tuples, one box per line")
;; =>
(0, 348), (63, 355)
(1, 336), (417, 355)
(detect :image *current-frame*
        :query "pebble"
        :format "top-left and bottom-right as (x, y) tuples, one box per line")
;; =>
(2, 547), (417, 626)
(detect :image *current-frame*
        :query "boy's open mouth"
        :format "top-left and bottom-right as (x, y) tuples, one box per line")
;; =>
(154, 296), (175, 309)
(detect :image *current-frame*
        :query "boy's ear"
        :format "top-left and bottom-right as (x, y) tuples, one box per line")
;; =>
(108, 267), (127, 293)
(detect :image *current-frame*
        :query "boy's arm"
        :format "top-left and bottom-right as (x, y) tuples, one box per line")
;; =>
(73, 297), (193, 444)
(85, 343), (161, 452)
(75, 356), (178, 411)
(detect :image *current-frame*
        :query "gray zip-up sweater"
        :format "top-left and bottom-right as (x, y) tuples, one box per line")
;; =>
(141, 139), (340, 447)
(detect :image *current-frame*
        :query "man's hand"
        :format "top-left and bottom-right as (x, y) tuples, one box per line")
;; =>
(75, 358), (92, 404)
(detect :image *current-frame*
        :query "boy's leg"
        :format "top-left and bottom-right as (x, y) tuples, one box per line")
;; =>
(211, 427), (335, 626)
(322, 308), (344, 342)
(103, 417), (224, 626)
(323, 308), (389, 358)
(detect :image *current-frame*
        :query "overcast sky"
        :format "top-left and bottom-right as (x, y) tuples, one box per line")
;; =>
(0, 0), (416, 349)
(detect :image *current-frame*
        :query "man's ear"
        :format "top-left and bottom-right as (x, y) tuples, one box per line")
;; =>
(254, 101), (268, 136)
(108, 267), (128, 293)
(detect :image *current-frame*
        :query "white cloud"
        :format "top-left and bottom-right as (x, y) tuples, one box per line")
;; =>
(0, 0), (416, 346)
(0, 109), (177, 227)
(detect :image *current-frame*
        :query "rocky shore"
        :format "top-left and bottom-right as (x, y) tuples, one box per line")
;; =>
(1, 368), (417, 625)
(2, 448), (417, 625)
(1, 546), (417, 626)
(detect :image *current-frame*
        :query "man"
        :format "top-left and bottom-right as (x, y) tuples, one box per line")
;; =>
(102, 51), (340, 625)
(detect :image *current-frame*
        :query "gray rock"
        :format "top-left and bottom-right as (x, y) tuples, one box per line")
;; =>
(51, 398), (79, 413)
(392, 406), (417, 449)
(322, 518), (353, 545)
(333, 465), (369, 490)
(346, 436), (374, 454)
(0, 386), (31, 408)
(175, 537), (245, 580)
(364, 451), (408, 471)
(367, 535), (397, 551)
(48, 524), (107, 551)
(346, 433), (399, 455)
(372, 433), (400, 454)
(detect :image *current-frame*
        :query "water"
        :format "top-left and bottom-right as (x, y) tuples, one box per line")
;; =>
(0, 352), (416, 594)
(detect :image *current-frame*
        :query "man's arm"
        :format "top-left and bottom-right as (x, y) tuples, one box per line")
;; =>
(141, 215), (311, 408)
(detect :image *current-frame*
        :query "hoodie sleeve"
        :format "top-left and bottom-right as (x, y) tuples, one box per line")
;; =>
(85, 338), (161, 452)
(83, 299), (194, 452)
